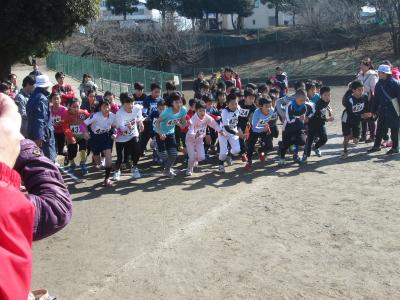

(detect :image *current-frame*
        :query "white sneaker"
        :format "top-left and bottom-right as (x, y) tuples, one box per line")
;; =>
(226, 156), (233, 166)
(163, 168), (176, 178)
(301, 155), (308, 163)
(314, 148), (322, 157)
(132, 167), (141, 179)
(279, 158), (286, 167)
(218, 165), (226, 173)
(186, 170), (193, 176)
(113, 170), (121, 181)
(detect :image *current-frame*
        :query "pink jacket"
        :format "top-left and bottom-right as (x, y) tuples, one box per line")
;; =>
(186, 113), (222, 141)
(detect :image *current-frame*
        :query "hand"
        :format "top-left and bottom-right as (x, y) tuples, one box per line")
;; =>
(328, 116), (335, 122)
(264, 124), (271, 134)
(238, 132), (246, 139)
(299, 115), (305, 121)
(111, 134), (117, 140)
(219, 131), (227, 137)
(139, 122), (144, 133)
(83, 132), (90, 141)
(215, 116), (222, 121)
(127, 122), (133, 130)
(0, 94), (23, 168)
(35, 139), (43, 148)
(159, 134), (166, 141)
(195, 132), (201, 139)
(70, 137), (77, 144)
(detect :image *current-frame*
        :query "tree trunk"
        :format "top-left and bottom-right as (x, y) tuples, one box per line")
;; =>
(0, 57), (12, 81)
(292, 12), (296, 26)
(191, 18), (196, 32)
(275, 8), (279, 27)
(123, 11), (127, 21)
(216, 13), (219, 31)
(231, 14), (237, 30)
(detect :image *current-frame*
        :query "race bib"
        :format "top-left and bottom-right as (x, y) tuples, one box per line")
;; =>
(352, 103), (365, 113)
(239, 109), (250, 117)
(152, 118), (158, 126)
(257, 119), (268, 126)
(228, 117), (238, 129)
(95, 128), (108, 134)
(123, 129), (133, 136)
(167, 119), (180, 126)
(52, 116), (62, 125)
(70, 125), (81, 134)
(196, 127), (207, 135)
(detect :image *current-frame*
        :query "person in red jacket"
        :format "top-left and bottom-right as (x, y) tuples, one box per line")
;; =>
(52, 72), (75, 106)
(0, 93), (35, 300)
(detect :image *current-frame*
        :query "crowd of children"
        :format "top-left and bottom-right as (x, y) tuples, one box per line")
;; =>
(1, 61), (399, 187)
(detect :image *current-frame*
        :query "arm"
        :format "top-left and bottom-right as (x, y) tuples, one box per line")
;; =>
(30, 97), (47, 141)
(63, 116), (74, 142)
(15, 94), (27, 119)
(14, 139), (72, 241)
(206, 115), (222, 133)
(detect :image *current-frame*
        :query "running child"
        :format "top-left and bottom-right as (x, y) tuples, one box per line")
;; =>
(79, 74), (97, 100)
(81, 89), (99, 114)
(278, 89), (314, 166)
(218, 93), (246, 173)
(81, 99), (116, 186)
(52, 72), (75, 106)
(341, 80), (370, 159)
(103, 91), (120, 114)
(238, 88), (257, 162)
(142, 83), (162, 156)
(245, 97), (278, 171)
(186, 100), (224, 176)
(113, 93), (144, 181)
(203, 95), (221, 157)
(63, 98), (91, 174)
(133, 82), (146, 106)
(50, 93), (68, 165)
(303, 86), (334, 162)
(306, 81), (320, 104)
(148, 100), (166, 163)
(155, 92), (187, 177)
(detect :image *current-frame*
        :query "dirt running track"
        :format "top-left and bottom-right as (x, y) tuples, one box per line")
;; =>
(28, 80), (400, 299)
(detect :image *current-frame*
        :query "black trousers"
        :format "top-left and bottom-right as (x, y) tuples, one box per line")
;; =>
(374, 120), (399, 150)
(361, 118), (376, 139)
(279, 130), (305, 159)
(140, 121), (153, 155)
(116, 137), (141, 170)
(54, 132), (66, 155)
(305, 125), (328, 157)
(246, 131), (273, 163)
(67, 139), (87, 161)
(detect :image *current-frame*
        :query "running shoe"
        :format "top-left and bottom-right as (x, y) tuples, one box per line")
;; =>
(132, 167), (141, 179)
(63, 156), (69, 166)
(104, 179), (113, 187)
(241, 153), (248, 162)
(226, 156), (233, 166)
(80, 163), (88, 175)
(152, 150), (158, 162)
(367, 147), (381, 153)
(278, 158), (286, 167)
(163, 168), (176, 178)
(314, 148), (322, 157)
(301, 154), (308, 163)
(365, 138), (374, 143)
(359, 136), (366, 143)
(113, 170), (121, 181)
(244, 162), (252, 172)
(186, 169), (193, 176)
(341, 151), (348, 159)
(259, 152), (266, 162)
(68, 163), (76, 174)
(386, 148), (399, 155)
(218, 165), (226, 173)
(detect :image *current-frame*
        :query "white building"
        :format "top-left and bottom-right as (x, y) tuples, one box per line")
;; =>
(221, 0), (294, 30)
(99, 0), (160, 22)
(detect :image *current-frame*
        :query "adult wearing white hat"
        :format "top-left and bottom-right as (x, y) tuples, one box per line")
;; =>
(368, 64), (400, 154)
(26, 74), (56, 161)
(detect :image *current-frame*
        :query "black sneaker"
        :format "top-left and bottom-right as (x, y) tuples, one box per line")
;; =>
(359, 136), (366, 143)
(386, 148), (399, 155)
(367, 147), (381, 153)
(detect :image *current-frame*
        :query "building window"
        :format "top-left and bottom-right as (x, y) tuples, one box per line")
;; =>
(253, 19), (256, 25)
(101, 0), (107, 8)
(254, 0), (260, 8)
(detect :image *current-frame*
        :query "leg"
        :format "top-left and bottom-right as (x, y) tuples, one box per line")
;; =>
(373, 120), (385, 149)
(67, 143), (78, 163)
(156, 135), (168, 168)
(130, 137), (141, 167)
(186, 139), (196, 173)
(314, 126), (328, 149)
(246, 131), (259, 164)
(140, 121), (152, 156)
(115, 142), (124, 171)
(361, 119), (367, 141)
(305, 128), (316, 157)
(218, 134), (229, 163)
(391, 127), (399, 150)
(196, 140), (206, 162)
(228, 135), (241, 157)
(103, 149), (113, 181)
(368, 118), (376, 140)
(259, 132), (272, 154)
(280, 131), (292, 159)
(165, 134), (178, 169)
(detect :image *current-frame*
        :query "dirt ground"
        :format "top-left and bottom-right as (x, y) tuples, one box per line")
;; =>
(17, 65), (400, 299)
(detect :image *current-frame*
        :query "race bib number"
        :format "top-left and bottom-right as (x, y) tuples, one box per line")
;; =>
(257, 119), (268, 126)
(352, 103), (365, 113)
(95, 128), (108, 134)
(123, 129), (133, 136)
(228, 117), (238, 129)
(52, 116), (62, 125)
(70, 125), (81, 134)
(196, 127), (207, 135)
(152, 118), (158, 126)
(239, 109), (250, 117)
(166, 119), (180, 126)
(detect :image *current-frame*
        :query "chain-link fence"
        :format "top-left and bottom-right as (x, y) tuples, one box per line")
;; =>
(46, 52), (182, 95)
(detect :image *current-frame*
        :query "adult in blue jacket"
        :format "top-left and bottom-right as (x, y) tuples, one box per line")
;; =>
(26, 74), (56, 161)
(369, 65), (400, 154)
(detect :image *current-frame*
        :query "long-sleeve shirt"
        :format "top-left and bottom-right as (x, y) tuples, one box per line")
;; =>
(143, 95), (161, 118)
(221, 107), (240, 135)
(52, 84), (75, 105)
(15, 89), (30, 137)
(372, 77), (400, 128)
(308, 98), (331, 129)
(251, 108), (277, 133)
(63, 109), (91, 143)
(341, 95), (368, 124)
(284, 100), (314, 132)
(14, 139), (72, 241)
(186, 113), (222, 141)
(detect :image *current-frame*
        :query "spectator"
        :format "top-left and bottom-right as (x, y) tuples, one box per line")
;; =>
(15, 75), (35, 138)
(8, 73), (18, 98)
(368, 64), (400, 155)
(233, 71), (242, 90)
(29, 60), (42, 78)
(79, 73), (98, 100)
(383, 60), (400, 80)
(52, 72), (75, 106)
(193, 72), (204, 96)
(0, 93), (35, 300)
(0, 82), (11, 96)
(26, 74), (56, 161)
